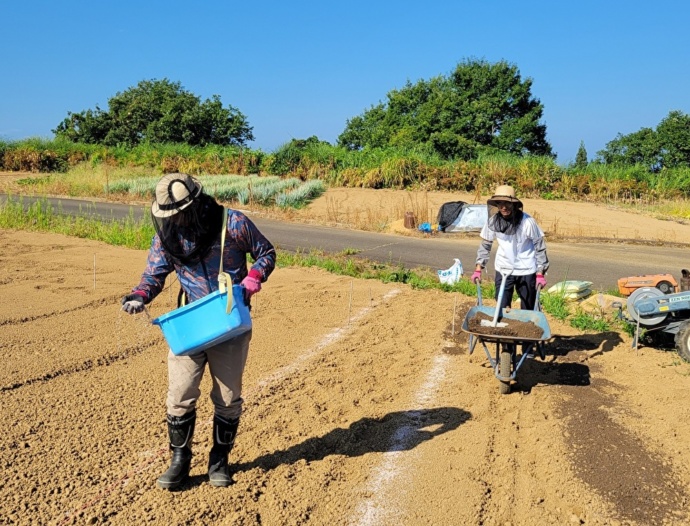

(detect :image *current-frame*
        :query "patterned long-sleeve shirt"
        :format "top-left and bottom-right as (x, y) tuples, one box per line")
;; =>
(133, 209), (276, 304)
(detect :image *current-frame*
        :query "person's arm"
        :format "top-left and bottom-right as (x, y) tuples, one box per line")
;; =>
(534, 236), (549, 276)
(475, 239), (493, 271)
(132, 235), (175, 303)
(237, 216), (276, 282)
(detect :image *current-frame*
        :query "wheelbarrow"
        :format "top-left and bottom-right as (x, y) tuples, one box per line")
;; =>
(462, 282), (551, 394)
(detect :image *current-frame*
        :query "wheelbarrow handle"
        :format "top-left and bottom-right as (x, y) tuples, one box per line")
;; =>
(534, 283), (543, 312)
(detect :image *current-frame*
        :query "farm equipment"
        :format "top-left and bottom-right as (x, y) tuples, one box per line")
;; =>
(614, 286), (690, 362)
(462, 283), (551, 394)
(617, 273), (679, 296)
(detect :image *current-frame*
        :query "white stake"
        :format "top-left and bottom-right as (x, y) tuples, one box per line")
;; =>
(349, 280), (353, 325)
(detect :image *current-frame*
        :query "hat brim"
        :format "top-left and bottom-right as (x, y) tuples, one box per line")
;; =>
(151, 198), (196, 218)
(487, 196), (522, 208)
(151, 179), (203, 218)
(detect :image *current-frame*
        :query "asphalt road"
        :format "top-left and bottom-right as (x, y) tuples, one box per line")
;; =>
(2, 194), (688, 291)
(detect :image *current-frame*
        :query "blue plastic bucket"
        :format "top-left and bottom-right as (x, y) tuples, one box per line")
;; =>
(152, 284), (252, 356)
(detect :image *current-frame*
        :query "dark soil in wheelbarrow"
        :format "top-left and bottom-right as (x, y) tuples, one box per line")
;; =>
(467, 311), (544, 339)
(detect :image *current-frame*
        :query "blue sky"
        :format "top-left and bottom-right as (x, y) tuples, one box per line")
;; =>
(2, 1), (689, 164)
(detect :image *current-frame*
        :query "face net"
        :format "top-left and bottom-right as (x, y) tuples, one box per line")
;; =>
(487, 201), (524, 235)
(152, 193), (225, 266)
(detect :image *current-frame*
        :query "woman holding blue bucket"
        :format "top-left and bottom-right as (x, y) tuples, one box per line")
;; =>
(121, 173), (276, 490)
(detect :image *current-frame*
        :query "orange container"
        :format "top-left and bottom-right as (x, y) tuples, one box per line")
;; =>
(617, 273), (679, 296)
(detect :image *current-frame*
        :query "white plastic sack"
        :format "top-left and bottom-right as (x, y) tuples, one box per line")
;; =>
(438, 258), (463, 285)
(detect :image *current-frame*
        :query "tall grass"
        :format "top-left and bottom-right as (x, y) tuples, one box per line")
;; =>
(4, 138), (690, 218)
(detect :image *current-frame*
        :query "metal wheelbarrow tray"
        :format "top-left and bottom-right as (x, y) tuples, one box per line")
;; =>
(461, 286), (551, 394)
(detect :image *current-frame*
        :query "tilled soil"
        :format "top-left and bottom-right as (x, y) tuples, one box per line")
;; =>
(1, 229), (690, 526)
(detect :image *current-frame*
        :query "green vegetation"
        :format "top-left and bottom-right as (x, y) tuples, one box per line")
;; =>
(53, 79), (253, 147)
(0, 197), (155, 248)
(3, 64), (690, 218)
(598, 110), (690, 171)
(575, 141), (588, 169)
(338, 59), (551, 159)
(108, 174), (325, 209)
(4, 138), (690, 216)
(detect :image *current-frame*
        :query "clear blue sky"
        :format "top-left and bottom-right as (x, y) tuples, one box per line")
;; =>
(2, 1), (689, 164)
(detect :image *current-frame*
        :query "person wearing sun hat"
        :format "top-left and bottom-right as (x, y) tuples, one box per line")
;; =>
(471, 184), (549, 326)
(121, 173), (276, 490)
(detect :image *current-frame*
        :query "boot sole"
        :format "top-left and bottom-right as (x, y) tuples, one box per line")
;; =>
(156, 476), (188, 490)
(208, 476), (232, 487)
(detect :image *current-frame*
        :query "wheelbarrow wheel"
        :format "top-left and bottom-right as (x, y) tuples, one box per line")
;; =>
(674, 320), (690, 363)
(498, 348), (512, 395)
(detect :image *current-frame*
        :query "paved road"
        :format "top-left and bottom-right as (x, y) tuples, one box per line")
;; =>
(2, 194), (688, 291)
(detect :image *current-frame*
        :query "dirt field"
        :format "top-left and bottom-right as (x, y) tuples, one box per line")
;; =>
(3, 178), (690, 525)
(2, 223), (690, 526)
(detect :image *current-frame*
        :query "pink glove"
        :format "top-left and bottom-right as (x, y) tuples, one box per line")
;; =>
(241, 270), (262, 301)
(471, 269), (482, 284)
(536, 274), (547, 288)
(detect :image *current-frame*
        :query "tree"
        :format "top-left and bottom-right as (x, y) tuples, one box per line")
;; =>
(575, 141), (588, 168)
(597, 110), (690, 171)
(53, 79), (253, 147)
(338, 59), (552, 159)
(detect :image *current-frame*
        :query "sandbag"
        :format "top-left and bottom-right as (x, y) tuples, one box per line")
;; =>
(548, 280), (593, 294)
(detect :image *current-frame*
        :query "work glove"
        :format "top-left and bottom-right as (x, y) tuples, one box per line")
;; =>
(471, 269), (482, 284)
(121, 292), (146, 314)
(536, 274), (547, 289)
(241, 271), (262, 304)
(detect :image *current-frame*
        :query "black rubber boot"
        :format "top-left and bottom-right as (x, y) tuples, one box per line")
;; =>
(157, 411), (196, 490)
(208, 415), (240, 487)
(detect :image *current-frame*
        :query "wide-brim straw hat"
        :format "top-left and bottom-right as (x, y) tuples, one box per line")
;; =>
(151, 173), (203, 218)
(487, 185), (523, 209)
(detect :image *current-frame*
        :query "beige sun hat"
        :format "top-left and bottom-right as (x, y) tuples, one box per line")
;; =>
(487, 185), (523, 208)
(151, 173), (203, 218)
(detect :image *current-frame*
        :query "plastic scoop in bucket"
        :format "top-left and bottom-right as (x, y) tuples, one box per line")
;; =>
(481, 267), (512, 328)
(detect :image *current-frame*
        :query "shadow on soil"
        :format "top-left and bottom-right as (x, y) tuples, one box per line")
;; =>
(231, 407), (471, 476)
(515, 331), (624, 392)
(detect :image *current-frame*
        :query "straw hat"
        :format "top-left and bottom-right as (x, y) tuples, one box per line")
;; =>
(487, 185), (522, 208)
(151, 173), (203, 218)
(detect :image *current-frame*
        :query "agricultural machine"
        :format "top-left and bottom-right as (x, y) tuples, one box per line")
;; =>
(614, 271), (690, 362)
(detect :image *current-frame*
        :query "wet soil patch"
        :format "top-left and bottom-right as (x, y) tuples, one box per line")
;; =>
(555, 371), (688, 524)
(467, 311), (544, 339)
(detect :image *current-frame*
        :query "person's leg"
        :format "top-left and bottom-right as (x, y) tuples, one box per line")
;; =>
(204, 330), (252, 486)
(515, 274), (539, 356)
(157, 351), (207, 490)
(515, 274), (537, 310)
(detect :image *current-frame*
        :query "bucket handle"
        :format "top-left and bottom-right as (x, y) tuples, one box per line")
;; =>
(218, 272), (234, 314)
(216, 208), (234, 314)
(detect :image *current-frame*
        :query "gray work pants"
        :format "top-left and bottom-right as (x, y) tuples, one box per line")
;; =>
(166, 330), (252, 420)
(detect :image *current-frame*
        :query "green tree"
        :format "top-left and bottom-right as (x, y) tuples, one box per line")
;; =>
(597, 110), (690, 171)
(656, 110), (690, 168)
(53, 79), (253, 147)
(338, 59), (552, 159)
(575, 141), (588, 168)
